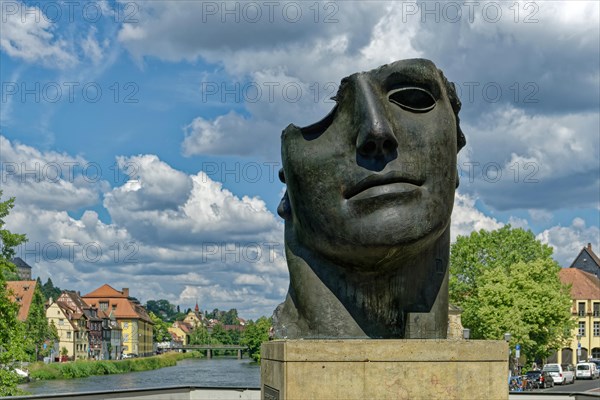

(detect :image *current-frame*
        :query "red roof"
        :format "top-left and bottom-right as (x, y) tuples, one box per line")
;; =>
(559, 268), (600, 299)
(6, 280), (37, 321)
(82, 284), (152, 323)
(82, 284), (128, 298)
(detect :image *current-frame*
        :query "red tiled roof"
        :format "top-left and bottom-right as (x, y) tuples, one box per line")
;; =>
(82, 284), (127, 298)
(82, 284), (152, 323)
(6, 280), (36, 321)
(559, 268), (600, 299)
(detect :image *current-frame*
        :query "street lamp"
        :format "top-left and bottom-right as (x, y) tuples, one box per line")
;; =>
(504, 333), (512, 377)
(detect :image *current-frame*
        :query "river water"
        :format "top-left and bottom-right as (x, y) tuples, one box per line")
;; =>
(20, 357), (260, 395)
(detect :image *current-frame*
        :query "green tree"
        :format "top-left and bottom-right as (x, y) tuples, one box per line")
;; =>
(25, 283), (57, 361)
(227, 328), (241, 345)
(222, 308), (239, 325)
(450, 226), (574, 362)
(39, 277), (62, 301)
(210, 323), (231, 345)
(0, 192), (28, 395)
(149, 311), (172, 342)
(240, 317), (271, 363)
(146, 299), (179, 322)
(189, 325), (212, 345)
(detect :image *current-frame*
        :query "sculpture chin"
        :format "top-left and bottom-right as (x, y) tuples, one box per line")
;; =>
(291, 191), (453, 271)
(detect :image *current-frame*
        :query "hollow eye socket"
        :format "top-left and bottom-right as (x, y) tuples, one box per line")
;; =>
(388, 87), (436, 113)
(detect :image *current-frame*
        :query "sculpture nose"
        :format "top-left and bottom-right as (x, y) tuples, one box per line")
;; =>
(355, 77), (398, 164)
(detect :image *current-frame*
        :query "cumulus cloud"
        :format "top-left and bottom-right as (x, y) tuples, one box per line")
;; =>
(0, 2), (78, 68)
(0, 136), (107, 210)
(458, 106), (599, 210)
(450, 192), (504, 241)
(537, 218), (600, 267)
(2, 139), (287, 318)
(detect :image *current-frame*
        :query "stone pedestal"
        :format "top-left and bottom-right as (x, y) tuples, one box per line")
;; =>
(261, 339), (508, 400)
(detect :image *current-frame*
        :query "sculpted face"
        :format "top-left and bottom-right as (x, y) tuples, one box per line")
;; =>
(281, 59), (462, 270)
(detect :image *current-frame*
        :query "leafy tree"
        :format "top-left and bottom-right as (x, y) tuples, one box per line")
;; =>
(222, 308), (239, 325)
(227, 328), (241, 345)
(146, 299), (179, 321)
(0, 192), (28, 395)
(210, 323), (231, 345)
(149, 311), (172, 342)
(25, 283), (57, 361)
(189, 325), (212, 345)
(240, 317), (271, 363)
(205, 308), (220, 320)
(450, 226), (574, 362)
(39, 277), (62, 301)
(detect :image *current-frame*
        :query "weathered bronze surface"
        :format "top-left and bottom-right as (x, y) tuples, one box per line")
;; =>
(273, 59), (466, 339)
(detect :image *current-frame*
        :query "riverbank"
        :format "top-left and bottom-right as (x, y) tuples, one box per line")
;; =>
(28, 351), (202, 381)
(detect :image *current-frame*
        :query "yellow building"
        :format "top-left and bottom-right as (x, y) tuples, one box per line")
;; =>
(557, 268), (600, 364)
(82, 285), (154, 357)
(168, 321), (193, 345)
(45, 300), (88, 360)
(183, 303), (205, 329)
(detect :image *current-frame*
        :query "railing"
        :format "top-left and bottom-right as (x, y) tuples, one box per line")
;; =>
(4, 386), (261, 400)
(171, 344), (247, 350)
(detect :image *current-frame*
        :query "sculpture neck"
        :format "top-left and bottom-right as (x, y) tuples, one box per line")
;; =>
(273, 225), (450, 339)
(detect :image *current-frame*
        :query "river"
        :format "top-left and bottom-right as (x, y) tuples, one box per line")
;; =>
(20, 357), (260, 395)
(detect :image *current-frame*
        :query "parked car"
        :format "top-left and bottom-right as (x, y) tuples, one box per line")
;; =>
(122, 353), (138, 359)
(562, 364), (577, 383)
(542, 363), (575, 385)
(576, 362), (599, 379)
(525, 370), (554, 389)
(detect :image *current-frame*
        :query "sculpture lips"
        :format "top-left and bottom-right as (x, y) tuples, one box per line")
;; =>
(345, 172), (424, 200)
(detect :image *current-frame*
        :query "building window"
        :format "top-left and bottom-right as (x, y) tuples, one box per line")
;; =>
(579, 321), (586, 337)
(58, 319), (64, 326)
(67, 331), (71, 339)
(594, 321), (600, 337)
(578, 302), (586, 316)
(100, 302), (108, 311)
(594, 303), (600, 317)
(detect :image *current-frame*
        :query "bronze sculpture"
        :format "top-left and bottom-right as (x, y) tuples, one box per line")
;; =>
(274, 59), (466, 339)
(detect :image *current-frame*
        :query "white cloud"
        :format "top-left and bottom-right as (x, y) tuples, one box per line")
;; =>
(0, 136), (106, 210)
(450, 192), (504, 241)
(0, 2), (77, 68)
(459, 106), (599, 210)
(80, 27), (107, 65)
(2, 140), (287, 319)
(537, 218), (600, 267)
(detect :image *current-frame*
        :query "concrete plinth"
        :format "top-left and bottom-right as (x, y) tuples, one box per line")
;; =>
(261, 339), (508, 400)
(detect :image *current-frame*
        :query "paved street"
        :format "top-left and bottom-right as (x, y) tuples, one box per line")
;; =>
(544, 378), (600, 393)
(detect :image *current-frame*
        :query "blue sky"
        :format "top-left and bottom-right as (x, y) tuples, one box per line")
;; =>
(1, 0), (599, 319)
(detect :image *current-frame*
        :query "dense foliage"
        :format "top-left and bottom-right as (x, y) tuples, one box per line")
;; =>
(450, 226), (574, 362)
(205, 308), (239, 325)
(145, 299), (184, 322)
(0, 191), (28, 396)
(240, 316), (271, 363)
(149, 311), (172, 342)
(37, 277), (62, 302)
(29, 352), (200, 380)
(25, 283), (58, 360)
